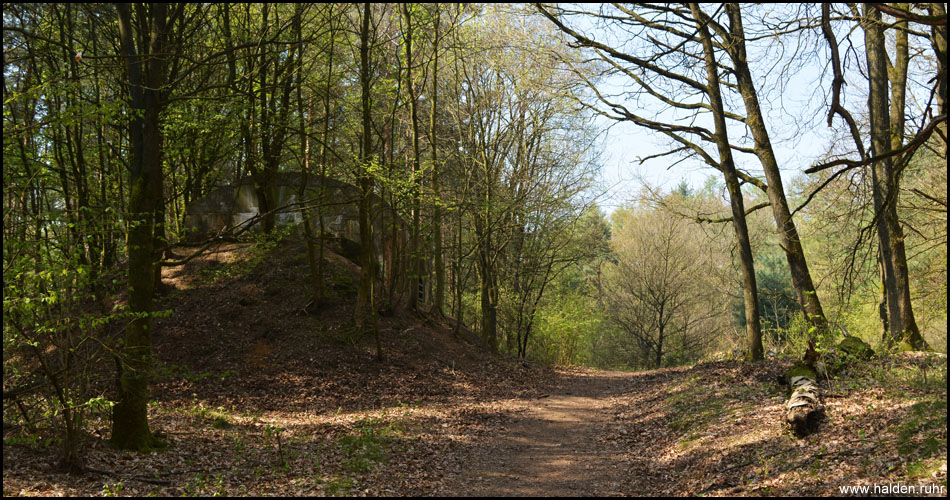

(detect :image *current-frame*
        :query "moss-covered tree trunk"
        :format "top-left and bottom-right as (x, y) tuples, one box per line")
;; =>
(112, 2), (168, 451)
(474, 214), (498, 351)
(864, 5), (929, 351)
(430, 4), (444, 316)
(356, 3), (382, 361)
(403, 3), (423, 311)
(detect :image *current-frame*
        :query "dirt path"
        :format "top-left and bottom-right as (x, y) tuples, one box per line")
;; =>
(436, 370), (635, 496)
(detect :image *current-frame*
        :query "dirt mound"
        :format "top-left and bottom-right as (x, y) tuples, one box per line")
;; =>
(152, 231), (553, 412)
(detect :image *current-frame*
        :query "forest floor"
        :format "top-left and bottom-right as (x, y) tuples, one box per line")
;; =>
(3, 233), (947, 496)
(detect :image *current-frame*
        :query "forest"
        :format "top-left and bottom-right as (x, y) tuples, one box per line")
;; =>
(2, 3), (947, 496)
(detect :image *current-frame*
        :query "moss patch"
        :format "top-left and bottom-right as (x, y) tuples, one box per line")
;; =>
(838, 336), (874, 359)
(787, 364), (817, 381)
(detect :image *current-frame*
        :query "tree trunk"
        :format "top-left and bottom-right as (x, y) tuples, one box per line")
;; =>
(294, 9), (323, 308)
(864, 5), (928, 350)
(430, 4), (444, 316)
(723, 5), (828, 350)
(357, 3), (382, 361)
(479, 266), (498, 351)
(403, 4), (423, 311)
(929, 2), (947, 161)
(315, 13), (337, 309)
(112, 2), (167, 451)
(690, 3), (763, 362)
(878, 251), (889, 341)
(785, 365), (823, 437)
(475, 215), (498, 351)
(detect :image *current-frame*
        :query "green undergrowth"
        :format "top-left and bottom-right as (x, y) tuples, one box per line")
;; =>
(666, 354), (946, 491)
(896, 399), (946, 457)
(832, 353), (947, 483)
(149, 398), (416, 495)
(181, 473), (228, 497)
(667, 374), (727, 437)
(883, 357), (946, 479)
(185, 396), (236, 430)
(196, 226), (292, 285)
(337, 416), (407, 473)
(666, 370), (775, 447)
(315, 413), (411, 496)
(3, 433), (54, 449)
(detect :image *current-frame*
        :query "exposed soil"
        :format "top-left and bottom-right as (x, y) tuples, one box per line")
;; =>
(436, 369), (632, 496)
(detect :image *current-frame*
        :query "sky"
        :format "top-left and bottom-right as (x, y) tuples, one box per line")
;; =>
(595, 89), (835, 213)
(566, 4), (931, 215)
(582, 8), (834, 213)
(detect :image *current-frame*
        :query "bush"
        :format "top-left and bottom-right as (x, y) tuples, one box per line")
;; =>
(4, 258), (122, 470)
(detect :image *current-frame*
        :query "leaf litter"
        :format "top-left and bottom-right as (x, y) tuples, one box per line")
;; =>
(3, 235), (946, 496)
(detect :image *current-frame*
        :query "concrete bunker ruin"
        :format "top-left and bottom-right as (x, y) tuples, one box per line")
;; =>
(183, 172), (410, 287)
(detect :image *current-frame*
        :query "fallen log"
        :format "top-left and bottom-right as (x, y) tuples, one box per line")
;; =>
(838, 335), (874, 360)
(785, 364), (823, 437)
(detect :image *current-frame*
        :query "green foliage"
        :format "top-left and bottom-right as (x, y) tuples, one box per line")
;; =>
(530, 289), (602, 366)
(3, 434), (53, 448)
(736, 250), (802, 333)
(896, 399), (947, 459)
(182, 473), (228, 497)
(3, 6), (946, 492)
(336, 416), (405, 473)
(765, 312), (815, 358)
(263, 424), (286, 467)
(323, 476), (356, 496)
(3, 237), (123, 465)
(101, 479), (124, 497)
(599, 200), (729, 369)
(666, 375), (729, 439)
(189, 397), (235, 430)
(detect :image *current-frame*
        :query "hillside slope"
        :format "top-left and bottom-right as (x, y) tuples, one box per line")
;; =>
(3, 232), (947, 496)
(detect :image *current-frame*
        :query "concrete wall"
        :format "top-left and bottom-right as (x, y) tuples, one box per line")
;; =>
(183, 173), (406, 278)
